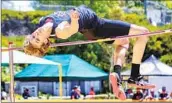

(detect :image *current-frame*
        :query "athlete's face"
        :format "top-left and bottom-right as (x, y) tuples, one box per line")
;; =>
(29, 27), (48, 48)
(29, 22), (53, 48)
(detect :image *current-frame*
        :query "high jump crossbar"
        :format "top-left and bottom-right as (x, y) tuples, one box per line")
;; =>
(1, 29), (172, 52)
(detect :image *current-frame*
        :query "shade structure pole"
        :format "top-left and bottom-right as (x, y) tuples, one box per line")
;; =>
(109, 48), (114, 99)
(9, 42), (15, 102)
(58, 64), (63, 97)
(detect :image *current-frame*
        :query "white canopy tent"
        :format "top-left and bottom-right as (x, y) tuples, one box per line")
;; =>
(1, 47), (60, 65)
(1, 47), (63, 101)
(122, 55), (172, 93)
(122, 55), (172, 76)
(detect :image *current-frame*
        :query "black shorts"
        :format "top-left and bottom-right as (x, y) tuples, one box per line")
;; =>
(95, 19), (131, 38)
(80, 19), (131, 44)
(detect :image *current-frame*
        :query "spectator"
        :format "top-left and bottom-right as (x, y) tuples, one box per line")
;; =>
(145, 89), (157, 100)
(22, 88), (30, 99)
(132, 88), (143, 100)
(149, 18), (152, 24)
(71, 85), (80, 99)
(77, 86), (84, 99)
(89, 87), (95, 99)
(1, 89), (7, 100)
(76, 86), (81, 95)
(142, 89), (148, 99)
(125, 89), (133, 99)
(170, 92), (172, 100)
(158, 86), (169, 100)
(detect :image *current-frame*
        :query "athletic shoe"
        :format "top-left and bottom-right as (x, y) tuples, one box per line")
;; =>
(109, 73), (126, 100)
(127, 75), (155, 89)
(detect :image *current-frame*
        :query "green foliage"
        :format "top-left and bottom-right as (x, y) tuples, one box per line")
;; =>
(15, 94), (23, 100)
(2, 36), (25, 47)
(166, 1), (172, 9)
(160, 53), (172, 66)
(91, 1), (122, 18)
(2, 9), (53, 24)
(106, 6), (124, 20)
(159, 1), (172, 9)
(39, 0), (88, 6)
(2, 9), (24, 21)
(1, 65), (23, 82)
(1, 67), (10, 82)
(2, 36), (9, 47)
(122, 13), (149, 26)
(25, 11), (53, 24)
(126, 0), (143, 8)
(38, 91), (52, 99)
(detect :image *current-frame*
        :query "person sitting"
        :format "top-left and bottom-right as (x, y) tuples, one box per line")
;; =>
(1, 90), (8, 100)
(169, 92), (172, 100)
(158, 86), (169, 100)
(145, 89), (157, 100)
(77, 86), (84, 99)
(125, 88), (133, 99)
(142, 89), (148, 99)
(70, 86), (80, 99)
(22, 88), (30, 99)
(132, 88), (143, 100)
(89, 87), (95, 99)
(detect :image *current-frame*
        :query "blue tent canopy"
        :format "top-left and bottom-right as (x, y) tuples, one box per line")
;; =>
(15, 54), (108, 81)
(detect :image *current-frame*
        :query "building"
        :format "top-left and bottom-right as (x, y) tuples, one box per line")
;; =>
(15, 54), (108, 97)
(146, 1), (172, 26)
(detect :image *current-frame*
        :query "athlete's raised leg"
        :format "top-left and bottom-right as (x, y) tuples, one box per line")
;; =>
(110, 39), (129, 100)
(127, 24), (155, 89)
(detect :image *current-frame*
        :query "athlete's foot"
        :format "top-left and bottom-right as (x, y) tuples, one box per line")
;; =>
(110, 73), (126, 100)
(127, 75), (155, 89)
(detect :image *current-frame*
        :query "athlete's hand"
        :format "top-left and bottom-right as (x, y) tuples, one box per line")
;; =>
(139, 26), (149, 33)
(70, 10), (79, 21)
(132, 24), (149, 33)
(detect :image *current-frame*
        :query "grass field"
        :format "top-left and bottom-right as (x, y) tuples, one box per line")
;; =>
(2, 99), (172, 103)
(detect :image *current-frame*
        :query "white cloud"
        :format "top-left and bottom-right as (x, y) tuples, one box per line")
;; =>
(2, 0), (35, 11)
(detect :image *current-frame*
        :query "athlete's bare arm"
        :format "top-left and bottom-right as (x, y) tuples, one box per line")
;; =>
(55, 10), (79, 39)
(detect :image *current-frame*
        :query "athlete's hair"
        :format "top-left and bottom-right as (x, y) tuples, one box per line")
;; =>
(23, 36), (50, 57)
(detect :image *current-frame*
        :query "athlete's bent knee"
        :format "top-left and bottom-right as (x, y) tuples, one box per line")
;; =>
(114, 39), (129, 50)
(138, 36), (149, 43)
